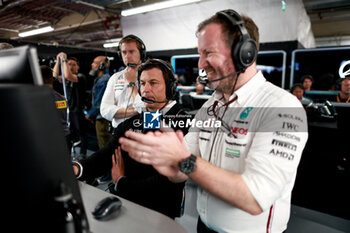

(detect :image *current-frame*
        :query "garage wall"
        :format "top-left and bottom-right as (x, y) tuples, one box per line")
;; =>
(121, 0), (315, 51)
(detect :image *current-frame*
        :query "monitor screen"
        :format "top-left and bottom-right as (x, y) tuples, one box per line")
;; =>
(171, 51), (286, 88)
(256, 50), (286, 88)
(290, 47), (350, 90)
(171, 54), (200, 86)
(0, 45), (43, 85)
(1, 86), (89, 232)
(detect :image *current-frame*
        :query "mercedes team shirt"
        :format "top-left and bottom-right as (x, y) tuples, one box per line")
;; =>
(185, 71), (308, 233)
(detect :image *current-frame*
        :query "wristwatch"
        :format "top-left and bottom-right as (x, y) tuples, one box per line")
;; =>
(179, 154), (197, 175)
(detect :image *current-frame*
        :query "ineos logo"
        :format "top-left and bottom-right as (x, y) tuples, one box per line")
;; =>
(231, 127), (248, 135)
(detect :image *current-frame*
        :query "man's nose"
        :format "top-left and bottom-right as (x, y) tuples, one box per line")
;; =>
(142, 82), (151, 94)
(198, 56), (208, 70)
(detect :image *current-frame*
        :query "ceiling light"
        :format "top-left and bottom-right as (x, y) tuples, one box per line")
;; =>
(103, 42), (120, 48)
(121, 0), (201, 16)
(18, 26), (54, 38)
(103, 38), (122, 48)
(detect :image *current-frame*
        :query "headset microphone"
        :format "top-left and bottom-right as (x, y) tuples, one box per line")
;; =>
(141, 97), (168, 104)
(198, 71), (239, 86)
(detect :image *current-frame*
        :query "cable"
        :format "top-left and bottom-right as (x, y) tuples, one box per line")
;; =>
(105, 182), (115, 192)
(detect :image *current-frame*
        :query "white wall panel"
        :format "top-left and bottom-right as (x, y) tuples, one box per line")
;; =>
(121, 0), (315, 51)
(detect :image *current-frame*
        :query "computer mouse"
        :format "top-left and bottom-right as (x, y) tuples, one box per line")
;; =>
(92, 196), (122, 221)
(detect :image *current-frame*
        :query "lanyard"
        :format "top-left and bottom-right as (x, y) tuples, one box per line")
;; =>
(336, 95), (350, 103)
(207, 96), (238, 137)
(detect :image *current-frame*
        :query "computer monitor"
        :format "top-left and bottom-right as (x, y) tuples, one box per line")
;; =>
(1, 47), (89, 232)
(171, 51), (287, 88)
(290, 46), (350, 90)
(256, 50), (286, 88)
(0, 45), (43, 85)
(171, 54), (199, 86)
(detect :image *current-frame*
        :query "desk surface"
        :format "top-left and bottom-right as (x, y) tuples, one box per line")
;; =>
(79, 182), (187, 233)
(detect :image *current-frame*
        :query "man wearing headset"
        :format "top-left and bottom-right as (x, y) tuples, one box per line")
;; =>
(73, 59), (191, 219)
(100, 35), (145, 129)
(85, 56), (111, 149)
(119, 10), (308, 233)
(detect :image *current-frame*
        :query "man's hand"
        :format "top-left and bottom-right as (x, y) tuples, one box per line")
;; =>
(124, 64), (140, 83)
(111, 147), (125, 182)
(57, 52), (67, 61)
(84, 114), (94, 124)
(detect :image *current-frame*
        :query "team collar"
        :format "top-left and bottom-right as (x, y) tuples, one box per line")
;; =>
(214, 71), (266, 106)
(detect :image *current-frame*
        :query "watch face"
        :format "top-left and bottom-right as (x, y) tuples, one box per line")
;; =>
(182, 161), (192, 172)
(180, 155), (196, 174)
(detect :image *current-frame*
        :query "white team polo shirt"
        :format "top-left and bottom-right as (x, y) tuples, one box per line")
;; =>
(100, 69), (144, 128)
(185, 71), (308, 233)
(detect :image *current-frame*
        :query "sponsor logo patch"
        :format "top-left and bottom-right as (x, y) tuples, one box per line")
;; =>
(225, 148), (240, 158)
(240, 107), (253, 120)
(55, 100), (67, 109)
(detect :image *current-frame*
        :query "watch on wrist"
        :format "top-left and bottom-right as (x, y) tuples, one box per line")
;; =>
(179, 154), (197, 175)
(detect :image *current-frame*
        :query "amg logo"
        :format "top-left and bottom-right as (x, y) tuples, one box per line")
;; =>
(272, 139), (297, 151)
(269, 149), (295, 161)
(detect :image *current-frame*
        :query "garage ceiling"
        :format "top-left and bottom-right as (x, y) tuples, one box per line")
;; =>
(1, 0), (350, 50)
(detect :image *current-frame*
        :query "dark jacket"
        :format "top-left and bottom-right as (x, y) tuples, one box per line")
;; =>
(87, 72), (110, 119)
(79, 103), (192, 218)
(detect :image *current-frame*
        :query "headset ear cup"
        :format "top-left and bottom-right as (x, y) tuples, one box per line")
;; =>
(98, 58), (109, 71)
(166, 78), (178, 100)
(136, 70), (141, 96)
(98, 63), (105, 71)
(140, 47), (146, 62)
(335, 78), (342, 90)
(116, 45), (121, 60)
(240, 39), (258, 67)
(232, 37), (257, 72)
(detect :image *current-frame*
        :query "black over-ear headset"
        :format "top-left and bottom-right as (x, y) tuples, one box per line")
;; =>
(217, 9), (258, 73)
(98, 57), (109, 71)
(136, 59), (177, 101)
(117, 34), (147, 62)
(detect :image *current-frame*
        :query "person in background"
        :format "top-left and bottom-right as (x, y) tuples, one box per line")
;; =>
(330, 77), (350, 103)
(72, 59), (190, 219)
(195, 77), (205, 95)
(119, 9), (308, 233)
(301, 75), (314, 91)
(85, 56), (111, 149)
(291, 83), (312, 106)
(52, 52), (88, 157)
(100, 35), (146, 129)
(41, 65), (71, 152)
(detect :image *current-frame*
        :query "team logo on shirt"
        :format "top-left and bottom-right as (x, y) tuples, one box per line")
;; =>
(240, 107), (253, 120)
(133, 119), (142, 127)
(225, 148), (240, 158)
(143, 111), (162, 129)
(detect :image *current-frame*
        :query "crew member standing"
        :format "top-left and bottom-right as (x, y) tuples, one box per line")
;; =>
(85, 56), (111, 149)
(100, 35), (146, 129)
